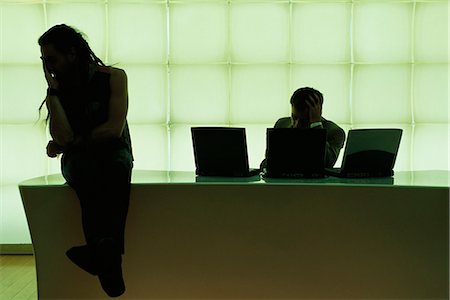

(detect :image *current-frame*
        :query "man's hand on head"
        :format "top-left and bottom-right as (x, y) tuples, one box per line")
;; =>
(305, 95), (322, 124)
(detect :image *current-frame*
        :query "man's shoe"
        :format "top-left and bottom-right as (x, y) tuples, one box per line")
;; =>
(66, 245), (98, 275)
(96, 238), (125, 297)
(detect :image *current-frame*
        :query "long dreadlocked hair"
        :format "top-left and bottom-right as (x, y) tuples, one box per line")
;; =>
(37, 24), (106, 122)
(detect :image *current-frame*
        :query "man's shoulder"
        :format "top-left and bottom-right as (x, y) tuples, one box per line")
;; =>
(322, 118), (345, 142)
(274, 117), (292, 128)
(95, 67), (127, 87)
(96, 66), (126, 78)
(322, 118), (343, 132)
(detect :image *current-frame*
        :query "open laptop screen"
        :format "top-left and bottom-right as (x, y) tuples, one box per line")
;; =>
(340, 129), (403, 174)
(266, 128), (326, 178)
(191, 127), (250, 176)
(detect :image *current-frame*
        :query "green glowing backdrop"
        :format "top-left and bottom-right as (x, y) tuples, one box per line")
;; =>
(0, 0), (448, 244)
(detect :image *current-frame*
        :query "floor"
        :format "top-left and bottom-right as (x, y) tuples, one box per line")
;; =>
(0, 255), (37, 300)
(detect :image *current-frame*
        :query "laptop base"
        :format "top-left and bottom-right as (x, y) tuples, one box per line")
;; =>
(263, 171), (325, 179)
(325, 168), (394, 178)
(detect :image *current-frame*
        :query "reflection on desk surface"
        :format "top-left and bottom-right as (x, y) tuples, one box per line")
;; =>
(196, 174), (262, 183)
(262, 175), (394, 185)
(19, 170), (450, 188)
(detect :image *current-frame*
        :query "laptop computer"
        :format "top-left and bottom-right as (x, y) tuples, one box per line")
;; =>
(263, 128), (327, 179)
(325, 128), (403, 178)
(191, 127), (260, 177)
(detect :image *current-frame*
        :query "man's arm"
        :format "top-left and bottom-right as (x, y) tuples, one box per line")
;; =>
(90, 68), (128, 142)
(46, 92), (75, 148)
(324, 126), (345, 168)
(42, 61), (75, 148)
(46, 140), (64, 158)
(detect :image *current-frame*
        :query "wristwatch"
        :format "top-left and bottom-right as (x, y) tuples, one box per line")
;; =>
(310, 121), (323, 128)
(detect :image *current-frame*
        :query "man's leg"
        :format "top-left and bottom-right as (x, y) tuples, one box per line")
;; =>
(95, 148), (133, 253)
(93, 148), (133, 297)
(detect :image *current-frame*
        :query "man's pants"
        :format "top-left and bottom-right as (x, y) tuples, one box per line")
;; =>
(61, 146), (133, 254)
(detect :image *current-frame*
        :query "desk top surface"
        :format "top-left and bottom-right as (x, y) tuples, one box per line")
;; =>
(19, 170), (450, 188)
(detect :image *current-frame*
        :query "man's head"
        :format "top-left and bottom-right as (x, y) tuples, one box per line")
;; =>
(38, 24), (103, 82)
(290, 87), (323, 128)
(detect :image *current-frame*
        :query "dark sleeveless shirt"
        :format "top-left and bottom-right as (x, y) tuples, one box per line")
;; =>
(59, 66), (133, 160)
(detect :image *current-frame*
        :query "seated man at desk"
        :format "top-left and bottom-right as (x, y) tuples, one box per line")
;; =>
(261, 87), (346, 169)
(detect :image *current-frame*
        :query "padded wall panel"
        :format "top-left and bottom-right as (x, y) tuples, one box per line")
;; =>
(414, 2), (449, 63)
(0, 3), (44, 64)
(170, 65), (229, 124)
(292, 3), (351, 63)
(170, 124), (197, 172)
(0, 125), (47, 185)
(230, 65), (290, 123)
(230, 3), (289, 63)
(413, 64), (449, 123)
(108, 3), (167, 64)
(170, 2), (228, 64)
(124, 65), (167, 124)
(128, 124), (168, 171)
(352, 65), (412, 124)
(353, 3), (412, 63)
(413, 125), (449, 171)
(0, 65), (47, 123)
(235, 123), (273, 169)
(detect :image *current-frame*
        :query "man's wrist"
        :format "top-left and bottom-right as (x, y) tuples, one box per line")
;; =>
(47, 87), (59, 97)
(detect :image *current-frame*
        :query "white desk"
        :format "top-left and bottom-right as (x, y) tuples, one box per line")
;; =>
(19, 170), (449, 299)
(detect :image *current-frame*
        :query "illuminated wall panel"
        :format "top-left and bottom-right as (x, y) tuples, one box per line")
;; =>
(170, 65), (229, 124)
(0, 0), (448, 245)
(170, 3), (228, 64)
(413, 125), (449, 170)
(234, 123), (273, 169)
(124, 65), (167, 123)
(170, 124), (197, 171)
(414, 64), (449, 123)
(230, 3), (289, 63)
(128, 124), (168, 171)
(292, 3), (351, 63)
(414, 2), (448, 63)
(353, 3), (412, 63)
(352, 65), (412, 124)
(108, 3), (167, 64)
(230, 65), (290, 123)
(1, 4), (44, 64)
(0, 125), (47, 185)
(0, 65), (47, 123)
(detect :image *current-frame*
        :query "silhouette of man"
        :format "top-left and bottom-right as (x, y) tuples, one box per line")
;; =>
(38, 24), (133, 297)
(261, 87), (345, 169)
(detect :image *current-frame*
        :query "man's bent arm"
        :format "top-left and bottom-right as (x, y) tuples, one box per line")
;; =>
(324, 128), (345, 168)
(46, 94), (74, 147)
(90, 68), (128, 143)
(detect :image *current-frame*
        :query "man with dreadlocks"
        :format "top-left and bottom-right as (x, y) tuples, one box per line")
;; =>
(38, 24), (133, 297)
